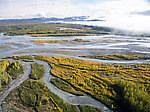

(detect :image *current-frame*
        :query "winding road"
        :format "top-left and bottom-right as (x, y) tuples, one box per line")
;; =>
(0, 59), (112, 112)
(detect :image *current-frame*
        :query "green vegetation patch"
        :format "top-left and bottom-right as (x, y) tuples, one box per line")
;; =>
(3, 79), (78, 112)
(81, 54), (150, 60)
(114, 80), (150, 112)
(78, 105), (103, 112)
(21, 59), (34, 62)
(51, 78), (83, 96)
(31, 38), (89, 43)
(31, 39), (69, 43)
(30, 33), (89, 37)
(0, 46), (15, 49)
(0, 23), (110, 36)
(34, 55), (150, 112)
(0, 60), (11, 91)
(0, 60), (23, 91)
(73, 38), (90, 42)
(3, 55), (34, 60)
(29, 63), (45, 80)
(7, 60), (23, 79)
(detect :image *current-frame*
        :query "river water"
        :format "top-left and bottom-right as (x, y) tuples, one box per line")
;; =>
(36, 60), (112, 112)
(0, 33), (150, 111)
(0, 33), (150, 64)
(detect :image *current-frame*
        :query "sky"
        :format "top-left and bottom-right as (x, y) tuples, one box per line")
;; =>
(0, 0), (150, 32)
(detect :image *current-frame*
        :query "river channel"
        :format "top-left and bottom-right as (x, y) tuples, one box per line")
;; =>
(0, 33), (150, 60)
(0, 33), (150, 111)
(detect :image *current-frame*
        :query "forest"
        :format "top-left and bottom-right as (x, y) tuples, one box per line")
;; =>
(34, 55), (150, 112)
(78, 105), (103, 112)
(51, 78), (83, 96)
(29, 63), (45, 80)
(2, 55), (103, 112)
(0, 59), (23, 92)
(2, 55), (150, 112)
(3, 79), (78, 112)
(3, 55), (34, 60)
(0, 23), (110, 36)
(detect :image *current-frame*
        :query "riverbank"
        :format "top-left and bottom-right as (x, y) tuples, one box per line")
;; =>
(0, 58), (112, 112)
(1, 54), (150, 112)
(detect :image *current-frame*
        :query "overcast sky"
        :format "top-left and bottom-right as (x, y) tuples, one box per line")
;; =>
(0, 0), (150, 32)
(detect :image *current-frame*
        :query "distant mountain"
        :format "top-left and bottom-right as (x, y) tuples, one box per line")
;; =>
(63, 16), (89, 21)
(0, 16), (103, 25)
(0, 18), (45, 25)
(137, 10), (150, 16)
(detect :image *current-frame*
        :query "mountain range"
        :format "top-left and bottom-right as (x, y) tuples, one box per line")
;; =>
(0, 16), (103, 25)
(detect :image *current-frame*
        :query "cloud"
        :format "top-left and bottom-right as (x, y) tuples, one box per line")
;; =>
(0, 0), (87, 18)
(0, 0), (150, 32)
(136, 10), (150, 16)
(83, 0), (150, 33)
